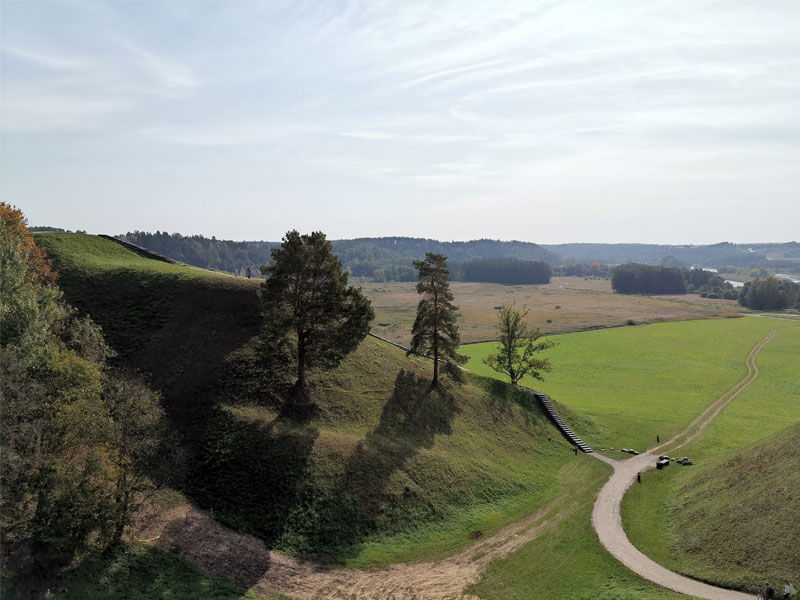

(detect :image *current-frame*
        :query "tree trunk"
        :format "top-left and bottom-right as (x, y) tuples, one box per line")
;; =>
(292, 334), (310, 406)
(432, 287), (439, 386)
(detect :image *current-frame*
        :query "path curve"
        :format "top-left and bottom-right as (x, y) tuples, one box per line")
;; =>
(148, 493), (573, 600)
(591, 330), (776, 600)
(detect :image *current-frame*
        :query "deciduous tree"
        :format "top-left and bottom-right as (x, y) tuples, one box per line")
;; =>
(484, 305), (553, 386)
(408, 253), (466, 386)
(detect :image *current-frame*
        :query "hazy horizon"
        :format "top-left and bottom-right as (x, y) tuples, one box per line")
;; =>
(4, 1), (799, 244)
(30, 225), (797, 248)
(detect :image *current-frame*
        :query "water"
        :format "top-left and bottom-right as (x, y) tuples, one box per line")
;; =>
(698, 266), (743, 288)
(776, 273), (800, 284)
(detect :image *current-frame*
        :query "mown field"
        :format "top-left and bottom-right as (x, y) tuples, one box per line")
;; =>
(365, 278), (743, 346)
(468, 315), (799, 599)
(462, 317), (783, 453)
(622, 320), (800, 590)
(469, 457), (701, 600)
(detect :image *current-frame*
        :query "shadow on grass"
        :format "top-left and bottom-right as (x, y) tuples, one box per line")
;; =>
(314, 370), (460, 559)
(186, 369), (462, 565)
(12, 544), (248, 600)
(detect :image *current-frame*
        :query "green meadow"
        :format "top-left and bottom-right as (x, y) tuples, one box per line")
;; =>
(461, 317), (788, 453)
(623, 320), (800, 590)
(468, 315), (799, 599)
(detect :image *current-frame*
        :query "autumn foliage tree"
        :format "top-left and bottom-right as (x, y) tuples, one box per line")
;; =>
(260, 230), (374, 407)
(408, 253), (467, 386)
(1, 205), (169, 580)
(484, 305), (553, 386)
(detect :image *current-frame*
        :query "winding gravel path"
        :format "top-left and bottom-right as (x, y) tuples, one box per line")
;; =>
(590, 330), (775, 600)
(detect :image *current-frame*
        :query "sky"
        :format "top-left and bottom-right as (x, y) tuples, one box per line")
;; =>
(2, 0), (799, 244)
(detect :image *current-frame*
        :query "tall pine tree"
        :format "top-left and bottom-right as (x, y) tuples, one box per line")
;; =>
(408, 253), (467, 385)
(260, 230), (374, 406)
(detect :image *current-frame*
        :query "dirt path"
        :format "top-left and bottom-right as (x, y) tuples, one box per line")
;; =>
(590, 330), (775, 600)
(149, 493), (573, 599)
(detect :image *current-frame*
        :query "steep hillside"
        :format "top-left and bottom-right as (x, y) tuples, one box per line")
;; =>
(666, 423), (800, 588)
(33, 233), (261, 425)
(35, 233), (589, 567)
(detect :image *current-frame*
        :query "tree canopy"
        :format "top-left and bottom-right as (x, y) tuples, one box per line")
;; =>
(260, 230), (374, 405)
(1, 204), (169, 581)
(738, 277), (799, 310)
(484, 305), (554, 386)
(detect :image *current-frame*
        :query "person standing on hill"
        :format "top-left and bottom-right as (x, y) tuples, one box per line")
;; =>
(785, 581), (797, 599)
(764, 583), (775, 599)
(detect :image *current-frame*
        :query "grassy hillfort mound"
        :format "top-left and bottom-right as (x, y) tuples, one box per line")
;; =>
(33, 232), (593, 568)
(670, 422), (800, 588)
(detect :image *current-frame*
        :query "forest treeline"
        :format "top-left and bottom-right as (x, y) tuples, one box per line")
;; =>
(611, 263), (739, 299)
(545, 241), (800, 270)
(116, 231), (800, 283)
(738, 277), (800, 310)
(121, 231), (556, 283)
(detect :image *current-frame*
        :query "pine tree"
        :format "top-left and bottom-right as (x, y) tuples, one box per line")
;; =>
(408, 253), (467, 385)
(260, 230), (374, 406)
(484, 304), (553, 385)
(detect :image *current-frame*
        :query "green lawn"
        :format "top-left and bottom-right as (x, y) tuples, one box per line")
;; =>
(468, 456), (701, 600)
(462, 317), (786, 453)
(622, 320), (800, 591)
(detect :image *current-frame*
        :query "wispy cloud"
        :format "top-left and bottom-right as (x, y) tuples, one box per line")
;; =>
(3, 0), (799, 242)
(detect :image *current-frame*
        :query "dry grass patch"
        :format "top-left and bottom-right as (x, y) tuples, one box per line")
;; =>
(366, 277), (743, 345)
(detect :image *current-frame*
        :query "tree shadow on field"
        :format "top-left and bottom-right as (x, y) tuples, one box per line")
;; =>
(315, 370), (460, 557)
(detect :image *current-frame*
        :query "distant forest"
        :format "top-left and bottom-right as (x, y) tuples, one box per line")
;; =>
(545, 242), (800, 272)
(120, 231), (557, 283)
(612, 264), (739, 298)
(117, 231), (800, 283)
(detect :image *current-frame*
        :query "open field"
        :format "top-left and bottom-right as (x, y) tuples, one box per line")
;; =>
(622, 321), (800, 590)
(365, 278), (743, 345)
(461, 317), (785, 453)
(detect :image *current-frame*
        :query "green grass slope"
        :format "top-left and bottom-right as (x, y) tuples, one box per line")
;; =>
(191, 335), (589, 567)
(462, 317), (786, 453)
(34, 233), (262, 427)
(623, 321), (800, 591)
(33, 232), (259, 361)
(35, 233), (586, 569)
(670, 423), (800, 588)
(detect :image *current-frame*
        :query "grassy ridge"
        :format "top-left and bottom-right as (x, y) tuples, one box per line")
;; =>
(33, 232), (244, 357)
(34, 233), (587, 570)
(192, 335), (589, 567)
(461, 317), (783, 453)
(623, 321), (800, 591)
